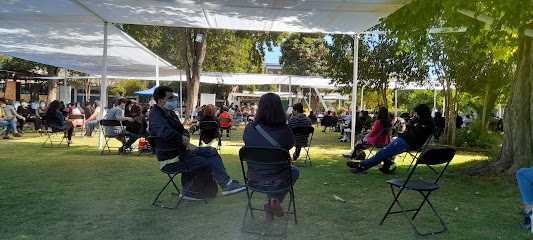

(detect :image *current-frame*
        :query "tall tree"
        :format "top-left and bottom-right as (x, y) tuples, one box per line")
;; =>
(280, 33), (329, 76)
(381, 0), (531, 175)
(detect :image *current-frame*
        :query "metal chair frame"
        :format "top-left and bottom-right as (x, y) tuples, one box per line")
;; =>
(68, 114), (85, 138)
(404, 133), (437, 174)
(291, 126), (315, 166)
(239, 146), (297, 237)
(380, 148), (456, 236)
(41, 115), (67, 148)
(148, 137), (208, 209)
(99, 119), (127, 155)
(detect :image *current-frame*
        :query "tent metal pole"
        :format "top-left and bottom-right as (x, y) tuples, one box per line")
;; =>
(180, 70), (183, 120)
(351, 34), (359, 151)
(98, 22), (108, 149)
(156, 57), (160, 87)
(309, 85), (312, 112)
(360, 85), (364, 110)
(394, 81), (398, 117)
(289, 76), (292, 106)
(63, 69), (67, 103)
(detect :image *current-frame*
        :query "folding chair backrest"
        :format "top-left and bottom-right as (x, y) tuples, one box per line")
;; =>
(68, 114), (84, 120)
(417, 148), (456, 166)
(147, 136), (181, 153)
(99, 119), (122, 127)
(220, 118), (231, 123)
(292, 126), (314, 136)
(380, 127), (396, 137)
(239, 146), (291, 166)
(41, 115), (62, 130)
(199, 121), (220, 143)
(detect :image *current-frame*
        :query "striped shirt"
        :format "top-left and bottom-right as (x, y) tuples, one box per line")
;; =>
(288, 113), (312, 145)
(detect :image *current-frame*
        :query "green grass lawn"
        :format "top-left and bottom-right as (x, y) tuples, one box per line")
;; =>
(0, 127), (530, 239)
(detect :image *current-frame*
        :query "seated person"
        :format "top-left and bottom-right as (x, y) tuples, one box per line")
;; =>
(17, 99), (42, 132)
(288, 103), (312, 161)
(218, 108), (232, 137)
(104, 98), (134, 152)
(232, 105), (243, 130)
(354, 107), (392, 148)
(433, 111), (445, 141)
(45, 100), (75, 146)
(517, 167), (533, 228)
(84, 101), (104, 137)
(347, 104), (435, 174)
(2, 99), (25, 133)
(150, 86), (245, 197)
(243, 93), (299, 221)
(338, 111), (352, 141)
(1, 98), (23, 139)
(68, 102), (84, 128)
(308, 111), (317, 124)
(123, 104), (148, 149)
(321, 111), (335, 132)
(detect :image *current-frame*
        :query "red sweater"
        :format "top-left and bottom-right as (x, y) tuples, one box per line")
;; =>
(365, 120), (392, 145)
(219, 111), (231, 127)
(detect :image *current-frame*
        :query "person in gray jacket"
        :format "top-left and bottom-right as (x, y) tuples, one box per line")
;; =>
(0, 98), (23, 138)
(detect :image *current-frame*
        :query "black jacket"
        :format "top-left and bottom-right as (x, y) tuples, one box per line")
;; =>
(149, 105), (190, 161)
(399, 118), (436, 149)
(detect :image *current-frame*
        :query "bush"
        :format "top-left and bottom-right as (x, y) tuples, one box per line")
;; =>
(455, 120), (503, 156)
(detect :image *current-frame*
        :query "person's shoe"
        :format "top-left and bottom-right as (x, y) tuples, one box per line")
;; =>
(222, 180), (246, 196)
(322, 129), (326, 132)
(346, 161), (360, 168)
(270, 199), (284, 217)
(337, 137), (343, 140)
(3, 135), (12, 139)
(18, 129), (24, 134)
(68, 141), (75, 146)
(520, 210), (532, 228)
(226, 133), (230, 137)
(179, 193), (204, 201)
(340, 138), (348, 142)
(264, 201), (274, 222)
(13, 132), (23, 137)
(350, 167), (367, 174)
(82, 134), (92, 138)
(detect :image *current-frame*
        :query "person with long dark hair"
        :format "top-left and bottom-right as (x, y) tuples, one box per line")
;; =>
(45, 100), (75, 146)
(347, 104), (435, 174)
(243, 93), (299, 221)
(122, 104), (147, 150)
(355, 107), (392, 148)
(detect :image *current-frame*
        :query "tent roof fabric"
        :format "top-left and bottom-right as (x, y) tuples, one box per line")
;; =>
(0, 0), (409, 82)
(134, 85), (179, 96)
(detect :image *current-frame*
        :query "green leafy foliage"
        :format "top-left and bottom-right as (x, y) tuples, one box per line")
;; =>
(456, 121), (503, 151)
(280, 33), (329, 76)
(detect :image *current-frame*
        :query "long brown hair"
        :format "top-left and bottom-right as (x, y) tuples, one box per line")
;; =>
(130, 104), (144, 123)
(204, 104), (216, 117)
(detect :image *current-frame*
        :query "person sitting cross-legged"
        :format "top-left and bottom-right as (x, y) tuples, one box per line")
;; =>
(243, 93), (299, 221)
(288, 103), (312, 161)
(84, 101), (104, 137)
(0, 97), (22, 139)
(347, 104), (435, 174)
(149, 85), (246, 199)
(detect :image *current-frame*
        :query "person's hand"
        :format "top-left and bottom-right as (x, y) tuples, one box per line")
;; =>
(127, 117), (134, 122)
(186, 143), (198, 153)
(404, 121), (411, 126)
(22, 117), (26, 121)
(182, 136), (190, 145)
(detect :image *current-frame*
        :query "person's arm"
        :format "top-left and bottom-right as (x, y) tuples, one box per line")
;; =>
(86, 111), (98, 122)
(56, 111), (66, 125)
(9, 106), (24, 119)
(114, 109), (133, 122)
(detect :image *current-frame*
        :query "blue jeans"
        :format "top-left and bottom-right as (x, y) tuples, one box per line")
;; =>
(0, 118), (17, 135)
(249, 166), (300, 203)
(359, 137), (413, 169)
(162, 147), (231, 188)
(517, 167), (533, 205)
(85, 120), (99, 136)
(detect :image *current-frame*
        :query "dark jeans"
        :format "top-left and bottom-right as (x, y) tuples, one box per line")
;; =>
(249, 165), (299, 203)
(18, 116), (41, 130)
(162, 147), (231, 188)
(359, 138), (413, 169)
(293, 146), (302, 160)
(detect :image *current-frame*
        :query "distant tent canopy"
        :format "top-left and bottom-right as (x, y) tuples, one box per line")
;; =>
(134, 86), (179, 97)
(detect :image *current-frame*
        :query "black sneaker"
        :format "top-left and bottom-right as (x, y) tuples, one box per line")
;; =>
(222, 180), (246, 196)
(520, 210), (532, 228)
(179, 193), (204, 201)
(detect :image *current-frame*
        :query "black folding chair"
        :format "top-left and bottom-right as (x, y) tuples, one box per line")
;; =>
(219, 117), (232, 139)
(99, 119), (127, 155)
(239, 146), (297, 237)
(122, 121), (147, 155)
(291, 126), (315, 166)
(321, 115), (334, 132)
(148, 136), (208, 209)
(41, 115), (68, 148)
(380, 148), (456, 236)
(68, 114), (85, 138)
(199, 121), (221, 150)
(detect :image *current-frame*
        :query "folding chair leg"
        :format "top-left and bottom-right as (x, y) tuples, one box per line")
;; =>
(304, 147), (312, 166)
(42, 134), (54, 148)
(153, 174), (181, 209)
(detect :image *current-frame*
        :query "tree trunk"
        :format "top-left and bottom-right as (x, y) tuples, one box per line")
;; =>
(381, 83), (388, 107)
(482, 84), (489, 127)
(181, 28), (207, 119)
(456, 27), (533, 175)
(46, 66), (60, 103)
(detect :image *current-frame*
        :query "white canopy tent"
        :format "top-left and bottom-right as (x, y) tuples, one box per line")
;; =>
(0, 0), (412, 150)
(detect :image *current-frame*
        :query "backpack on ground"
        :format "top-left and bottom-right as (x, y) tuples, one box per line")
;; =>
(181, 166), (218, 199)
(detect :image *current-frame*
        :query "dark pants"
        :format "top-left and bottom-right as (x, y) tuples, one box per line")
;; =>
(18, 116), (42, 131)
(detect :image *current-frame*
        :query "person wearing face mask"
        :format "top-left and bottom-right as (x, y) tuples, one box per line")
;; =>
(347, 104), (436, 174)
(149, 86), (246, 199)
(36, 101), (47, 118)
(0, 98), (23, 139)
(104, 98), (134, 151)
(17, 99), (42, 132)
